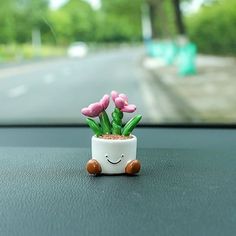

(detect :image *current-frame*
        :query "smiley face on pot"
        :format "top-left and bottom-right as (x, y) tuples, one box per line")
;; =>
(86, 135), (141, 175)
(105, 153), (123, 165)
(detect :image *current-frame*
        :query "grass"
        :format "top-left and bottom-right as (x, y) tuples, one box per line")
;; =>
(0, 44), (66, 62)
(0, 42), (143, 63)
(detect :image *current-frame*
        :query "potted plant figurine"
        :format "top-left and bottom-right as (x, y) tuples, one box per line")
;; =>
(81, 90), (142, 175)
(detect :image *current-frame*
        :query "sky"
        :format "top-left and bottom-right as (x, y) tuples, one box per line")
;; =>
(181, 0), (206, 14)
(50, 0), (101, 10)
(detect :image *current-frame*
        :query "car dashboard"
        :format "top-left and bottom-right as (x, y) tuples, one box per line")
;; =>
(0, 126), (235, 236)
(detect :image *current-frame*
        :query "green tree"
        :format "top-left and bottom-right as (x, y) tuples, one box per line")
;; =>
(98, 0), (142, 42)
(172, 0), (185, 35)
(186, 0), (236, 55)
(0, 0), (16, 43)
(146, 0), (184, 39)
(49, 0), (95, 44)
(0, 0), (49, 43)
(14, 0), (49, 42)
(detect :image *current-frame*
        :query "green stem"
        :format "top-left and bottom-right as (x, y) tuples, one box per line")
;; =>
(111, 108), (123, 135)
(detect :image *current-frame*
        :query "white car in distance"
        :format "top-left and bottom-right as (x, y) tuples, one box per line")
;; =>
(67, 42), (88, 58)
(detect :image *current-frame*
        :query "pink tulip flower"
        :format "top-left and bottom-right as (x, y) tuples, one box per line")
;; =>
(81, 94), (110, 117)
(111, 91), (136, 113)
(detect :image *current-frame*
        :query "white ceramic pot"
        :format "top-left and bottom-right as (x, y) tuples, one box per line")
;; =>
(91, 135), (137, 174)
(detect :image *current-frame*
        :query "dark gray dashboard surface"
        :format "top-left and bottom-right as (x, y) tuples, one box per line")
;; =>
(0, 146), (236, 236)
(0, 127), (235, 149)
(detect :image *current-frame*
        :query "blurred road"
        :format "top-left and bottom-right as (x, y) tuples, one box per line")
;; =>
(0, 47), (160, 124)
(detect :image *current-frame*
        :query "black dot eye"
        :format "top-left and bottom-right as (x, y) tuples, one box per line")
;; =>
(105, 154), (108, 158)
(121, 154), (124, 158)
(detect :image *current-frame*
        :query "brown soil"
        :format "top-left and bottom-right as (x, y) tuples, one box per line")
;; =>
(99, 134), (133, 140)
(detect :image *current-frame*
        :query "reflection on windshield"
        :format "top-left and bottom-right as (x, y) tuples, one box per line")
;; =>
(0, 0), (235, 124)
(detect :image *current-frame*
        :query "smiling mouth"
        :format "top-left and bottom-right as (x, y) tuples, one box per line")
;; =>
(107, 158), (122, 165)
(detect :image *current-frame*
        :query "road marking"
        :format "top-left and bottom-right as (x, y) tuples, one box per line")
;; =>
(8, 85), (27, 98)
(44, 74), (55, 84)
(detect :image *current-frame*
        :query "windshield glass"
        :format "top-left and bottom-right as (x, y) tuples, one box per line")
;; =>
(0, 0), (235, 125)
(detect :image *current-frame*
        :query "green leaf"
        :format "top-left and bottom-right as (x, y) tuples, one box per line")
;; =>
(99, 111), (111, 134)
(122, 115), (142, 136)
(86, 118), (102, 136)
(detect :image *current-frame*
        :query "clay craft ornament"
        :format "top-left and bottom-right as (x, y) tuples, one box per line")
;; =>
(81, 90), (142, 175)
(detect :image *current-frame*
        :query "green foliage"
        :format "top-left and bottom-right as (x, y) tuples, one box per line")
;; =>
(86, 111), (141, 136)
(99, 111), (111, 134)
(86, 118), (102, 137)
(39, 0), (143, 44)
(0, 44), (65, 61)
(122, 115), (142, 136)
(186, 0), (236, 55)
(0, 1), (16, 43)
(97, 0), (142, 42)
(0, 0), (144, 45)
(49, 0), (143, 43)
(49, 0), (96, 44)
(85, 108), (141, 137)
(0, 0), (49, 44)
